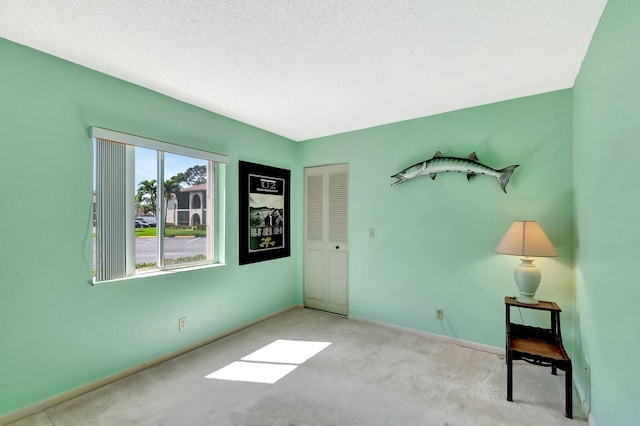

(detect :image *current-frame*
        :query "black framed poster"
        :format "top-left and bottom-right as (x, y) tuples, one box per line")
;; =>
(239, 161), (291, 265)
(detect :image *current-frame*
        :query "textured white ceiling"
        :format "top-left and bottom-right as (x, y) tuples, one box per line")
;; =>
(0, 1), (607, 141)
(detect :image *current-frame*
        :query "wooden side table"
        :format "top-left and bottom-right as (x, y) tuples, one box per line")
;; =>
(505, 296), (573, 418)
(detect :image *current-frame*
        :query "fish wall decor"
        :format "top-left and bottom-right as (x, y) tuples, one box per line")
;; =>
(391, 151), (519, 193)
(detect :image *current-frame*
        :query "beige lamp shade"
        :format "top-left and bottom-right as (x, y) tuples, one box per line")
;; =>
(495, 220), (558, 304)
(495, 220), (558, 257)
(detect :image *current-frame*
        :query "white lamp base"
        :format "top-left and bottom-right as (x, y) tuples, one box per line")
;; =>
(514, 257), (541, 304)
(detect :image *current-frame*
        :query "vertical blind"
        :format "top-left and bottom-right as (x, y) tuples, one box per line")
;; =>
(94, 138), (135, 281)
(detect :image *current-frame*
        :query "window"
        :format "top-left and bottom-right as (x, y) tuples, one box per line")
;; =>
(92, 127), (228, 283)
(192, 194), (202, 209)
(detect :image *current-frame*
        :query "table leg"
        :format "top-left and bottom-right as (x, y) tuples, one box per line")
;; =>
(565, 362), (573, 418)
(507, 350), (513, 402)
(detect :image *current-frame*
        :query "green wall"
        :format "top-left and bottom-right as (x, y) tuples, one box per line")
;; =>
(300, 90), (575, 349)
(0, 39), (301, 416)
(573, 0), (640, 423)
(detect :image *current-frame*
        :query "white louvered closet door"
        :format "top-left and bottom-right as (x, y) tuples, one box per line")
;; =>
(304, 164), (349, 315)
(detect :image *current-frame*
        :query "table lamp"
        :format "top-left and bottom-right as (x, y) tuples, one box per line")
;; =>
(495, 220), (558, 304)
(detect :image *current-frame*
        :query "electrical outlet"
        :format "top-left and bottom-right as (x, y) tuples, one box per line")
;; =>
(178, 317), (187, 331)
(436, 309), (444, 321)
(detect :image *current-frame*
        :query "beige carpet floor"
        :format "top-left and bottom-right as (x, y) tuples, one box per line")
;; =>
(11, 308), (585, 425)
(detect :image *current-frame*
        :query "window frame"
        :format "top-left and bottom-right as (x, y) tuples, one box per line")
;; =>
(91, 126), (228, 284)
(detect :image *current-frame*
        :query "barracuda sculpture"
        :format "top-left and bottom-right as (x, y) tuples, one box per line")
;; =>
(391, 151), (519, 193)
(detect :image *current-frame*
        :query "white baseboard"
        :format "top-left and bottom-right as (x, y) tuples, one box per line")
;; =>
(0, 304), (303, 426)
(348, 315), (505, 356)
(573, 379), (595, 425)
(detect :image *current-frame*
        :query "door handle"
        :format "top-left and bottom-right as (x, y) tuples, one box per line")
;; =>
(335, 245), (340, 249)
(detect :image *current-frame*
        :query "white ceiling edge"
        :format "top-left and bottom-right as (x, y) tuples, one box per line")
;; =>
(0, 1), (608, 141)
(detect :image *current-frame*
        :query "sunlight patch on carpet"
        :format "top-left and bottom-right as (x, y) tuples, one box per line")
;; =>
(205, 361), (297, 384)
(206, 339), (331, 384)
(242, 339), (332, 364)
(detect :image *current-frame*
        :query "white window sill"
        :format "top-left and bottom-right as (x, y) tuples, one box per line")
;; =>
(91, 262), (226, 285)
